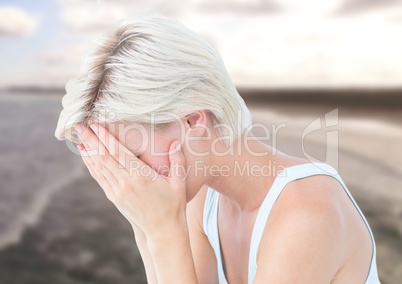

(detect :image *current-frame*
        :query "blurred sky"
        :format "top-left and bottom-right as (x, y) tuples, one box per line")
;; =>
(0, 0), (401, 89)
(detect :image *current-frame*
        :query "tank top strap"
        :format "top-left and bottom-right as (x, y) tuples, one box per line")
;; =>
(203, 187), (228, 284)
(248, 162), (379, 284)
(204, 162), (380, 284)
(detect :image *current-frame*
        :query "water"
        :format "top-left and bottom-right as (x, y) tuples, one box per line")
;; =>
(0, 93), (84, 250)
(0, 93), (147, 284)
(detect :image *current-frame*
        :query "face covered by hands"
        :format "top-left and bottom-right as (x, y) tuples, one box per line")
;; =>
(75, 123), (188, 237)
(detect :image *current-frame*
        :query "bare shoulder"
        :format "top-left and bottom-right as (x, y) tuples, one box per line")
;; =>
(254, 174), (348, 283)
(266, 172), (348, 248)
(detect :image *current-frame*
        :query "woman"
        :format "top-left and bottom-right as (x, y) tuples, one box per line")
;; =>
(55, 15), (381, 283)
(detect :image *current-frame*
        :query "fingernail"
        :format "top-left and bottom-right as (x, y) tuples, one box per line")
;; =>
(90, 124), (98, 134)
(77, 144), (84, 151)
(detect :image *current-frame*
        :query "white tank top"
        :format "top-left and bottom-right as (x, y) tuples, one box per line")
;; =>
(203, 162), (381, 284)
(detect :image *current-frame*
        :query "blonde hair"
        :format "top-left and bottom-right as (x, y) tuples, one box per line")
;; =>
(55, 14), (252, 146)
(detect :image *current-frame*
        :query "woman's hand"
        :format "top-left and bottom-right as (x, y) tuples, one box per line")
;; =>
(75, 123), (187, 238)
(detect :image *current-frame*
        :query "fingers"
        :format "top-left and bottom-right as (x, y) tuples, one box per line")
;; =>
(89, 123), (155, 178)
(76, 125), (127, 176)
(90, 123), (128, 168)
(167, 140), (186, 190)
(78, 144), (118, 200)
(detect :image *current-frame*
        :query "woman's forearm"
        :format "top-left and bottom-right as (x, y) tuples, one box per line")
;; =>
(132, 225), (159, 284)
(146, 219), (198, 284)
(76, 125), (196, 282)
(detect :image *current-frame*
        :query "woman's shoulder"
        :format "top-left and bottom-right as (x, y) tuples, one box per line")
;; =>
(254, 165), (375, 282)
(253, 174), (349, 282)
(266, 169), (348, 238)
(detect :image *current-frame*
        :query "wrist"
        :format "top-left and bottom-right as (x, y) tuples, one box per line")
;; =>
(146, 218), (189, 252)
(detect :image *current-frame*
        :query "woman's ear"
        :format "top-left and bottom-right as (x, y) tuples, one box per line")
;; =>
(184, 110), (208, 137)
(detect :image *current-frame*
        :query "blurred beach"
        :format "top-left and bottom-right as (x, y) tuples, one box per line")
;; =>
(0, 89), (401, 284)
(1, 0), (402, 283)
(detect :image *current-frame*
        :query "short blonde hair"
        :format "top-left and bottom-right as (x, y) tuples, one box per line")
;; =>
(55, 15), (252, 146)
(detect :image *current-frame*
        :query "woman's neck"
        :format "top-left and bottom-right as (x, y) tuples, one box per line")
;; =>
(205, 134), (288, 214)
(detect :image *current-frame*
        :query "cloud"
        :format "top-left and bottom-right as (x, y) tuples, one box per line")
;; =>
(0, 5), (41, 37)
(272, 0), (343, 15)
(37, 43), (92, 87)
(7, 0), (401, 88)
(179, 10), (402, 87)
(59, 2), (127, 33)
(56, 0), (282, 35)
(40, 44), (88, 66)
(56, 0), (183, 34)
(194, 0), (281, 15)
(337, 0), (400, 15)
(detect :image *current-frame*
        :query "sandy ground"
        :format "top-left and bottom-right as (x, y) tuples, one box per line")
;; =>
(249, 102), (402, 284)
(0, 175), (147, 284)
(0, 92), (401, 283)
